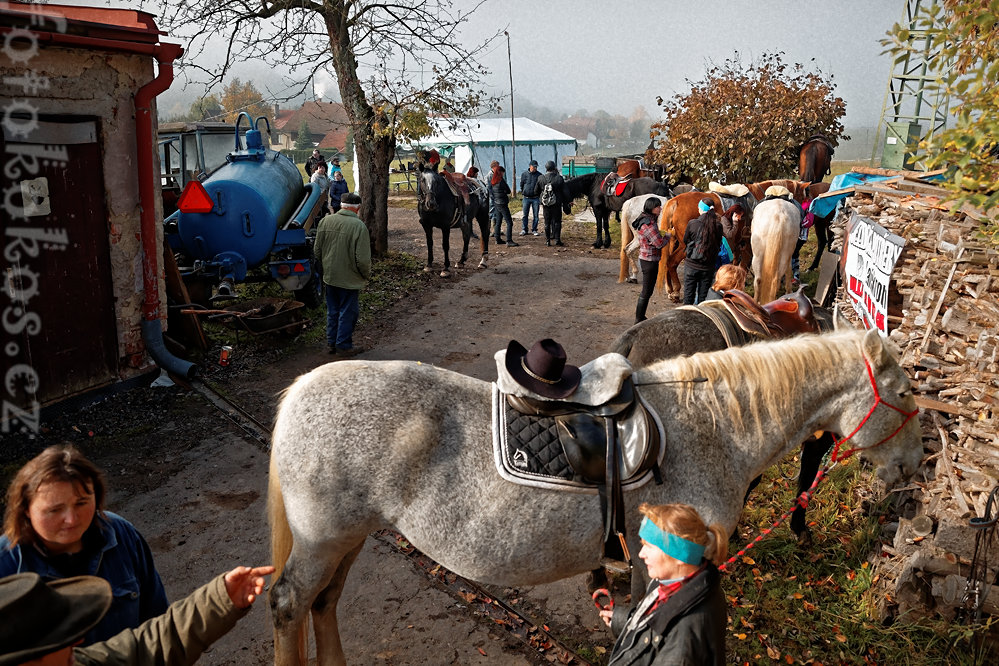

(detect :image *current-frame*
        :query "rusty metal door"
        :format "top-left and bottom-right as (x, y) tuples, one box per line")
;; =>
(2, 116), (118, 425)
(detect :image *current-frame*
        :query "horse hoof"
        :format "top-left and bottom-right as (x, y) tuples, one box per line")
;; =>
(592, 241), (603, 249)
(585, 568), (609, 594)
(795, 529), (813, 548)
(603, 240), (612, 249)
(440, 270), (451, 278)
(423, 266), (432, 273)
(626, 277), (638, 284)
(477, 259), (487, 269)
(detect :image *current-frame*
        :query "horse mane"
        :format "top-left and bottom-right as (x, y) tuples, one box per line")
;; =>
(563, 172), (602, 200)
(640, 330), (864, 439)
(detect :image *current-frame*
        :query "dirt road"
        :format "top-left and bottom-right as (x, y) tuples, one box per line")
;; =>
(7, 206), (674, 664)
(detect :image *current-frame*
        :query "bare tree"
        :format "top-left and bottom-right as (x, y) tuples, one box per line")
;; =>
(150, 0), (499, 254)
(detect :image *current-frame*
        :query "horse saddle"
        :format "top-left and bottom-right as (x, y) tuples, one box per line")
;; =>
(721, 288), (818, 338)
(602, 173), (632, 198)
(442, 172), (470, 207)
(492, 379), (664, 569)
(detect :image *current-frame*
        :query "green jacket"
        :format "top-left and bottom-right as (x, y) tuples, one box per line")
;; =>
(314, 208), (371, 291)
(74, 573), (248, 666)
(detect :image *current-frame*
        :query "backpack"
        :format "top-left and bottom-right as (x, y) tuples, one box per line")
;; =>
(540, 179), (557, 206)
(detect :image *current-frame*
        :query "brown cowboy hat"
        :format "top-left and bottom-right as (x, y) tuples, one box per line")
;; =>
(0, 573), (112, 665)
(505, 339), (581, 399)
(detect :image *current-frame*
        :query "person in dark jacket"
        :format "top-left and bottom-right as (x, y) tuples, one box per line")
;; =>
(490, 164), (517, 246)
(682, 199), (723, 305)
(535, 160), (568, 246)
(304, 148), (325, 177)
(597, 503), (728, 666)
(519, 160), (542, 236)
(632, 197), (669, 323)
(0, 445), (168, 646)
(328, 170), (350, 213)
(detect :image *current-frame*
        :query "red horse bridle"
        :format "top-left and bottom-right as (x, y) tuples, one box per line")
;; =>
(831, 357), (919, 462)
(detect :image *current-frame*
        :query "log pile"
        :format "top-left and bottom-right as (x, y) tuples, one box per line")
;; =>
(827, 179), (999, 622)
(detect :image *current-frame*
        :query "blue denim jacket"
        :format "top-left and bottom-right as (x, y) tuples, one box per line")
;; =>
(0, 511), (168, 645)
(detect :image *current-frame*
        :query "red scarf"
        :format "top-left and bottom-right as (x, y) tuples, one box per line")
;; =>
(645, 566), (704, 615)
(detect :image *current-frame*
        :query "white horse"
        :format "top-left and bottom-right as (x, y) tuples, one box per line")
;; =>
(618, 193), (666, 283)
(751, 198), (801, 303)
(268, 330), (922, 665)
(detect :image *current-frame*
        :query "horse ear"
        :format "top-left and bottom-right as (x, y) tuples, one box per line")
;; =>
(861, 328), (890, 370)
(832, 304), (852, 332)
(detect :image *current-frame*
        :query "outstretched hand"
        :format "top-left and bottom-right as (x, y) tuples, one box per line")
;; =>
(223, 565), (276, 609)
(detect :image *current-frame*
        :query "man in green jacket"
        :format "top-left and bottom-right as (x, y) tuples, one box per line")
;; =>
(0, 564), (274, 665)
(313, 191), (372, 356)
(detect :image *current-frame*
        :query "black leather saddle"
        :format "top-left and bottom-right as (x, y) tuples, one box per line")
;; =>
(500, 379), (662, 571)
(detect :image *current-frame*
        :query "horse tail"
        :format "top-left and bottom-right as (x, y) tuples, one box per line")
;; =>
(268, 453), (307, 662)
(618, 215), (634, 283)
(655, 199), (678, 294)
(757, 218), (785, 304)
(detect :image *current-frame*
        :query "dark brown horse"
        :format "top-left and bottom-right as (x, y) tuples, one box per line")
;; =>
(799, 135), (834, 184)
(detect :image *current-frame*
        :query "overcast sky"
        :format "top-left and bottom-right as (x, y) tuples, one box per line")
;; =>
(70, 0), (905, 128)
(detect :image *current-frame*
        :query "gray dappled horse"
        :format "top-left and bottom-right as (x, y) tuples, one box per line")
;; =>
(267, 330), (922, 665)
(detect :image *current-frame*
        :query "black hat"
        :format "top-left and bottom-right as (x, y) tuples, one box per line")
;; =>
(332, 157), (341, 164)
(0, 573), (112, 665)
(529, 160), (539, 167)
(505, 339), (581, 399)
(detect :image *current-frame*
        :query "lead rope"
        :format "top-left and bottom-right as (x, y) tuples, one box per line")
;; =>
(719, 456), (838, 573)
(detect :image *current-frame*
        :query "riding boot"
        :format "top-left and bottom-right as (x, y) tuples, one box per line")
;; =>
(635, 296), (650, 323)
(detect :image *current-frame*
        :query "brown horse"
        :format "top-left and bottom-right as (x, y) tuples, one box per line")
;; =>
(799, 136), (834, 183)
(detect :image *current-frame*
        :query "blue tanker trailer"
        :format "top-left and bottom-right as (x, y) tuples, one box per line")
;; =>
(164, 113), (324, 304)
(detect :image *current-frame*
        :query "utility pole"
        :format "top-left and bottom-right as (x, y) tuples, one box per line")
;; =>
(505, 30), (516, 195)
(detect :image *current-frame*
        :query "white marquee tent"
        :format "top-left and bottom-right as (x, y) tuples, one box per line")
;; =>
(410, 117), (577, 187)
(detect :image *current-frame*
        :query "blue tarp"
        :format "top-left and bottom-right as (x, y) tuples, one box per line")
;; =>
(809, 172), (898, 218)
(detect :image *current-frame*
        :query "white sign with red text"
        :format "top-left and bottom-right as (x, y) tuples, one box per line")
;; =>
(844, 213), (905, 335)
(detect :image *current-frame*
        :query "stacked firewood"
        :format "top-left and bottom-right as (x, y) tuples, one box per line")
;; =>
(828, 179), (999, 621)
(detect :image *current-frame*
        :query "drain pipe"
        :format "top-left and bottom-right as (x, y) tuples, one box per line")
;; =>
(135, 42), (196, 379)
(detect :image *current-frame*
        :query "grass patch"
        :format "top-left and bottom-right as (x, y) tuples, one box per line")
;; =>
(723, 456), (996, 665)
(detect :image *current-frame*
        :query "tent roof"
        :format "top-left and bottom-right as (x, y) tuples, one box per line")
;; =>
(415, 117), (576, 146)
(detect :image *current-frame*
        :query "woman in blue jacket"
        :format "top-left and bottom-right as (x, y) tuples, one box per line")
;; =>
(0, 445), (168, 645)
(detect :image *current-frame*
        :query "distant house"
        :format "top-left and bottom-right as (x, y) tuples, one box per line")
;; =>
(550, 117), (599, 148)
(272, 100), (349, 154)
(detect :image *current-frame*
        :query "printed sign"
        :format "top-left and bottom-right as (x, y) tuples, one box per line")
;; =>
(843, 213), (905, 335)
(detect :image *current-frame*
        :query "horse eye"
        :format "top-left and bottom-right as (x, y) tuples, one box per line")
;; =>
(898, 389), (911, 398)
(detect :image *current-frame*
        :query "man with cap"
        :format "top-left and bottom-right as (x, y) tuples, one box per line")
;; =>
(329, 156), (343, 176)
(314, 191), (371, 356)
(535, 160), (568, 246)
(682, 198), (723, 305)
(0, 564), (273, 665)
(305, 148), (325, 177)
(519, 160), (542, 236)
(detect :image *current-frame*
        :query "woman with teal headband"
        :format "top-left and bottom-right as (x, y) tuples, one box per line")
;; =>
(597, 503), (728, 665)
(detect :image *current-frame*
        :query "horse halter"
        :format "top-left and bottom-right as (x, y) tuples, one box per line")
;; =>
(831, 356), (919, 462)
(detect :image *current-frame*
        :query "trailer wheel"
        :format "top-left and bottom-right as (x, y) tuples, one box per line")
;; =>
(295, 272), (323, 308)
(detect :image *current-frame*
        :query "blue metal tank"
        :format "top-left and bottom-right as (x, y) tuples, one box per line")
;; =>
(175, 114), (306, 278)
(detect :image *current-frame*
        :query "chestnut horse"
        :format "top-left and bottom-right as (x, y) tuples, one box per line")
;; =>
(619, 190), (755, 300)
(619, 181), (831, 301)
(799, 135), (834, 183)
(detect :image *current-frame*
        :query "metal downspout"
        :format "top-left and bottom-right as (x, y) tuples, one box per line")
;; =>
(134, 42), (195, 379)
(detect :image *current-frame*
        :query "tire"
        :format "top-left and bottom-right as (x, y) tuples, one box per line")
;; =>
(295, 270), (324, 308)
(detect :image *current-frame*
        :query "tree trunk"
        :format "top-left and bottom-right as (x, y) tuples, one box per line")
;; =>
(325, 5), (393, 256)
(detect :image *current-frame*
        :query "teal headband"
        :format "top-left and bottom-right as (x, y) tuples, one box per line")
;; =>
(697, 200), (712, 214)
(639, 516), (706, 565)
